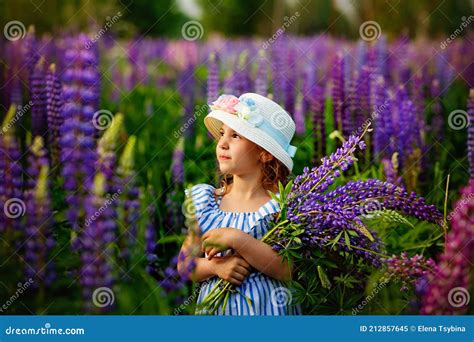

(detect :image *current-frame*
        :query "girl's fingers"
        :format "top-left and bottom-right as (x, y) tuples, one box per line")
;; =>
(237, 258), (250, 269)
(231, 272), (245, 281)
(229, 278), (242, 286)
(207, 248), (218, 260)
(234, 265), (249, 277)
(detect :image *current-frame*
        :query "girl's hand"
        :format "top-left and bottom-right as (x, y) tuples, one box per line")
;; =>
(212, 254), (251, 286)
(202, 228), (245, 259)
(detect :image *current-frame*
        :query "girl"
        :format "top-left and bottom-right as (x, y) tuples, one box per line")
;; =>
(177, 93), (301, 315)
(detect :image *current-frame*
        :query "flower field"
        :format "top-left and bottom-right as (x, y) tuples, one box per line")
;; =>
(0, 21), (473, 315)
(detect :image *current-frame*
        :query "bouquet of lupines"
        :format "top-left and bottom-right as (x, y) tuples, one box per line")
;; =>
(198, 123), (443, 314)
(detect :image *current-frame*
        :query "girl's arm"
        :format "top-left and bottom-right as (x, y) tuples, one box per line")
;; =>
(201, 228), (292, 282)
(177, 234), (252, 285)
(232, 233), (292, 282)
(177, 234), (215, 282)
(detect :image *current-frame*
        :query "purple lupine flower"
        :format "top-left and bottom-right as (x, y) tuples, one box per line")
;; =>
(421, 179), (474, 314)
(357, 66), (371, 122)
(222, 69), (235, 95)
(254, 50), (268, 96)
(59, 34), (100, 245)
(81, 172), (115, 312)
(116, 136), (141, 262)
(430, 79), (444, 141)
(271, 39), (285, 104)
(178, 64), (195, 138)
(145, 195), (158, 274)
(373, 76), (392, 159)
(160, 252), (196, 294)
(293, 93), (305, 136)
(235, 51), (251, 94)
(280, 175), (442, 268)
(331, 53), (345, 133)
(25, 25), (40, 79)
(381, 156), (403, 186)
(45, 63), (64, 167)
(468, 89), (474, 178)
(309, 84), (326, 164)
(0, 105), (24, 234)
(274, 124), (443, 268)
(94, 112), (124, 261)
(171, 137), (185, 184)
(30, 57), (48, 138)
(3, 40), (24, 109)
(207, 52), (219, 106)
(96, 113), (123, 183)
(165, 137), (185, 233)
(397, 98), (417, 168)
(382, 252), (436, 292)
(24, 136), (56, 287)
(347, 71), (359, 134)
(375, 35), (389, 81)
(291, 127), (369, 198)
(283, 48), (297, 118)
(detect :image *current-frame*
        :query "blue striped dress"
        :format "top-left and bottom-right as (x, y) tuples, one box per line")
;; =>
(185, 183), (302, 315)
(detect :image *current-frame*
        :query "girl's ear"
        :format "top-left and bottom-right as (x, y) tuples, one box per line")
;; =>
(259, 150), (274, 163)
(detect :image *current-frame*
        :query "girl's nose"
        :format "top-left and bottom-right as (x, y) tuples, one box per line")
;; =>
(218, 136), (229, 149)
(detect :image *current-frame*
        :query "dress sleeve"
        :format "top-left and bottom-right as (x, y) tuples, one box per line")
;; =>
(184, 183), (215, 232)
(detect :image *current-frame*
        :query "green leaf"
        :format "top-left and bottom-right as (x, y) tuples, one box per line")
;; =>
(317, 265), (331, 289)
(329, 231), (343, 250)
(278, 181), (284, 199)
(284, 180), (293, 197)
(343, 230), (351, 250)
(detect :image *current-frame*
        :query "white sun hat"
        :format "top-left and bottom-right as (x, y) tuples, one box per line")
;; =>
(204, 93), (298, 172)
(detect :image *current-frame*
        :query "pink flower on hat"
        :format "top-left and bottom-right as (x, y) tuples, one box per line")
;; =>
(210, 95), (239, 114)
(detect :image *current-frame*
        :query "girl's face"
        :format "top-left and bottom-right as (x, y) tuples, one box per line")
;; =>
(216, 124), (262, 175)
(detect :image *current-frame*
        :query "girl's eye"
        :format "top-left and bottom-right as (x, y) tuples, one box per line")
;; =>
(219, 131), (240, 139)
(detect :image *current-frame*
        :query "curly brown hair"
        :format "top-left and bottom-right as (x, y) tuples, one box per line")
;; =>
(216, 147), (290, 195)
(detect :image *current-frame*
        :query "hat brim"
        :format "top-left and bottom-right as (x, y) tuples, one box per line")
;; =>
(204, 109), (293, 172)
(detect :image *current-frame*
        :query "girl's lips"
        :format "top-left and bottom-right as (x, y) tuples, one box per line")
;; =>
(218, 156), (231, 160)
